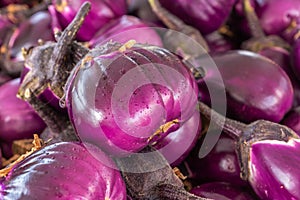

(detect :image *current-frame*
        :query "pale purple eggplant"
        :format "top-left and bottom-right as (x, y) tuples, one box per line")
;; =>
(158, 0), (236, 35)
(0, 142), (127, 199)
(65, 42), (198, 156)
(51, 0), (127, 41)
(89, 15), (163, 48)
(190, 182), (257, 200)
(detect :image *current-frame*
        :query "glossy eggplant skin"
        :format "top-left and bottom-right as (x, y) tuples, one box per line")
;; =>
(185, 134), (247, 186)
(197, 50), (294, 123)
(89, 15), (163, 48)
(249, 139), (300, 200)
(254, 0), (300, 41)
(51, 0), (127, 41)
(66, 42), (198, 157)
(8, 11), (54, 61)
(291, 39), (300, 83)
(153, 111), (201, 167)
(282, 107), (300, 136)
(159, 0), (236, 35)
(0, 142), (127, 200)
(0, 78), (46, 157)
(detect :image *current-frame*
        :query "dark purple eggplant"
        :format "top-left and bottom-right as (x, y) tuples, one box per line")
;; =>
(184, 134), (247, 186)
(282, 106), (300, 136)
(0, 78), (46, 157)
(157, 0), (236, 35)
(197, 50), (293, 123)
(190, 182), (257, 200)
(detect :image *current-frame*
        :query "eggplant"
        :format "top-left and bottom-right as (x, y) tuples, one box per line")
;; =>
(65, 41), (199, 156)
(89, 15), (163, 48)
(50, 0), (127, 41)
(0, 141), (127, 199)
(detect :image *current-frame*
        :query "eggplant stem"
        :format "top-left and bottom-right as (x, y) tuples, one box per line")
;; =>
(243, 0), (265, 38)
(148, 0), (209, 52)
(198, 101), (246, 140)
(49, 2), (91, 98)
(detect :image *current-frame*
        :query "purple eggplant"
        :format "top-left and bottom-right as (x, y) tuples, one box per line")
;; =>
(253, 0), (300, 43)
(248, 139), (300, 199)
(282, 107), (300, 136)
(258, 46), (300, 107)
(0, 72), (11, 86)
(153, 111), (201, 167)
(0, 141), (127, 199)
(190, 182), (257, 200)
(65, 41), (198, 156)
(204, 31), (237, 53)
(291, 38), (300, 82)
(7, 10), (54, 61)
(0, 10), (54, 77)
(184, 134), (247, 186)
(51, 0), (127, 41)
(0, 78), (46, 157)
(0, 0), (41, 7)
(89, 15), (163, 48)
(198, 101), (300, 200)
(197, 50), (294, 123)
(158, 0), (236, 35)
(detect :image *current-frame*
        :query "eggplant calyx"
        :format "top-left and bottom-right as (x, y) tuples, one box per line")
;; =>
(237, 120), (300, 180)
(118, 40), (137, 52)
(17, 2), (90, 100)
(147, 119), (179, 143)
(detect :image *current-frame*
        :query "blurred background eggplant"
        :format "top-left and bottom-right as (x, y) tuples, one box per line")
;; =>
(50, 0), (128, 41)
(88, 15), (163, 48)
(0, 78), (46, 158)
(184, 133), (247, 186)
(158, 0), (236, 35)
